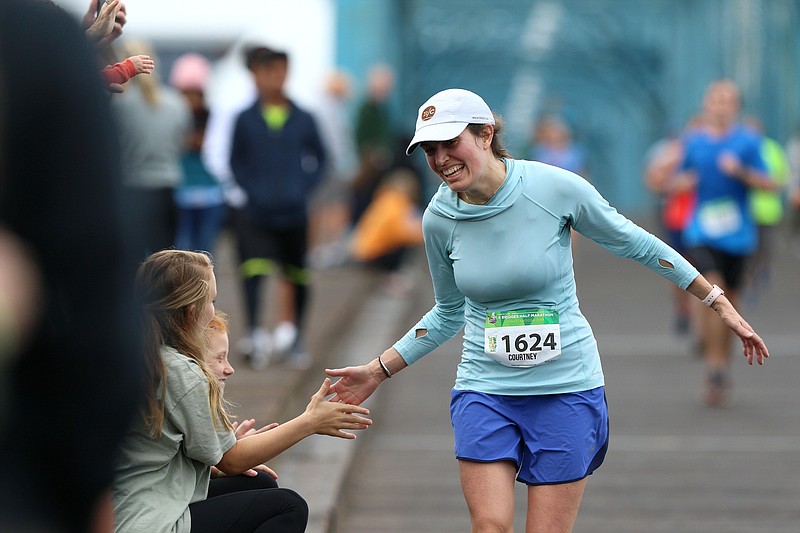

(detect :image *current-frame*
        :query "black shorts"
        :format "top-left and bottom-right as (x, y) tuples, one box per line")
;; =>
(687, 246), (748, 290)
(235, 214), (308, 280)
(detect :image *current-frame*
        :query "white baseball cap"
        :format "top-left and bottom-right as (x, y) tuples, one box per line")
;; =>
(405, 88), (495, 155)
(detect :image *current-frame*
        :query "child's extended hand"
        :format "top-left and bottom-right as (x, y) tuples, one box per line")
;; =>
(303, 378), (372, 438)
(129, 55), (155, 76)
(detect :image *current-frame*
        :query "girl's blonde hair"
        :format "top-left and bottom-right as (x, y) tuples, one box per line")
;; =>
(135, 249), (231, 437)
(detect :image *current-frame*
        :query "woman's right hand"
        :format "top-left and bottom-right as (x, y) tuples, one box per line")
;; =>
(303, 378), (372, 439)
(325, 363), (382, 405)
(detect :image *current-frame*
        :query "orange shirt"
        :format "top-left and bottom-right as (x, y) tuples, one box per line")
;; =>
(350, 187), (423, 261)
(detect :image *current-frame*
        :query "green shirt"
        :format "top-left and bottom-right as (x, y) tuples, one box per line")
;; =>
(261, 104), (290, 131)
(750, 137), (789, 225)
(113, 346), (236, 533)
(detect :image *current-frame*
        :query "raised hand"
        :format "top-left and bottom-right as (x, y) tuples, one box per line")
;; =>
(303, 378), (372, 438)
(325, 363), (382, 405)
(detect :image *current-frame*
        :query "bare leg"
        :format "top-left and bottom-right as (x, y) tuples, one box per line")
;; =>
(526, 478), (587, 533)
(459, 460), (517, 533)
(277, 278), (296, 324)
(701, 272), (735, 406)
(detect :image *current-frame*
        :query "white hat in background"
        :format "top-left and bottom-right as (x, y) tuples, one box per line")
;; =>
(406, 88), (495, 155)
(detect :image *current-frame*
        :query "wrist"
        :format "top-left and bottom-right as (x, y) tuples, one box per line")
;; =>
(370, 358), (389, 383)
(702, 284), (725, 307)
(378, 355), (392, 379)
(710, 295), (728, 314)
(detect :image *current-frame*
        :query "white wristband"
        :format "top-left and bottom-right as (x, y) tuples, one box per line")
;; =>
(703, 284), (725, 307)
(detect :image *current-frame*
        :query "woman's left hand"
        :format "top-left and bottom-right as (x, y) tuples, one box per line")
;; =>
(714, 300), (769, 365)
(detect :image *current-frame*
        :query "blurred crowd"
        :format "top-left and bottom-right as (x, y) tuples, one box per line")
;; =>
(111, 37), (426, 372)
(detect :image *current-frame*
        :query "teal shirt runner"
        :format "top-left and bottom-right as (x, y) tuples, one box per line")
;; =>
(394, 158), (699, 396)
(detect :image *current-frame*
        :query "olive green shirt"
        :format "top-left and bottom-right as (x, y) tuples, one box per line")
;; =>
(112, 346), (236, 533)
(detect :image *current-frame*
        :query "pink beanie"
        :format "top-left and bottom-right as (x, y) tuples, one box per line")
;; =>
(169, 53), (211, 91)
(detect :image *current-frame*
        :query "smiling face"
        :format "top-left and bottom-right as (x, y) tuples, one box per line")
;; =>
(206, 329), (233, 388)
(420, 126), (494, 194)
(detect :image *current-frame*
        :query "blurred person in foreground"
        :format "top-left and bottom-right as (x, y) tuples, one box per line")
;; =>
(229, 47), (327, 369)
(0, 0), (143, 530)
(677, 79), (776, 406)
(326, 88), (768, 533)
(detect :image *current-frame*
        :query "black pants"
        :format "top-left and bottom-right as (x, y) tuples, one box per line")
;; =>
(190, 474), (308, 532)
(235, 214), (310, 332)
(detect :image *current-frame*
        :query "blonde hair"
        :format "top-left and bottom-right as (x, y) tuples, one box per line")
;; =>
(136, 249), (231, 437)
(119, 39), (161, 107)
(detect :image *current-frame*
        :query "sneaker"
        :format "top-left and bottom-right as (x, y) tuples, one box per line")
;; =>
(237, 335), (254, 358)
(246, 328), (273, 370)
(272, 321), (298, 356)
(674, 316), (690, 336)
(704, 369), (730, 407)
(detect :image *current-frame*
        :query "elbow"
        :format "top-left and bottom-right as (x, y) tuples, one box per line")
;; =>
(215, 456), (242, 477)
(215, 443), (248, 476)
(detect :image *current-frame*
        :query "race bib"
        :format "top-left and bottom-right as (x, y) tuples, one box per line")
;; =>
(484, 308), (561, 368)
(697, 197), (742, 239)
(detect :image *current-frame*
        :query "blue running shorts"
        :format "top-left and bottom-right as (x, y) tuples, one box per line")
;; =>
(450, 387), (609, 485)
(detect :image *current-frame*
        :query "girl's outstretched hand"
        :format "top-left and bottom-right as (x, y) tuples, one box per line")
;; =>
(304, 378), (372, 439)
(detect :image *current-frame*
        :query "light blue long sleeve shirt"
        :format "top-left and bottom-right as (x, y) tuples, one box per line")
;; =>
(393, 158), (699, 396)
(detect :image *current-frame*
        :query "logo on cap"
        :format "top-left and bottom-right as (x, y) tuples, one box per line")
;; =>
(421, 105), (436, 121)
